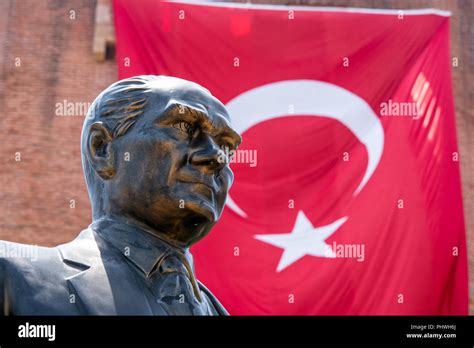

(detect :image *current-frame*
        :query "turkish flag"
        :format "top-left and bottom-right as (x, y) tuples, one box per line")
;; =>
(114, 0), (467, 314)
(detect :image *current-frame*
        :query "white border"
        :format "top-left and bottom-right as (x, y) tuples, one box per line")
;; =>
(167, 0), (451, 17)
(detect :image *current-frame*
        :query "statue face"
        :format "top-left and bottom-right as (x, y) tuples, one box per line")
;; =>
(103, 79), (241, 246)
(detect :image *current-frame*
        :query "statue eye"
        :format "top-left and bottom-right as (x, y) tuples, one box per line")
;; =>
(173, 121), (195, 135)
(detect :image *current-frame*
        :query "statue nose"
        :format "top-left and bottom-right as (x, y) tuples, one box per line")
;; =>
(189, 140), (226, 173)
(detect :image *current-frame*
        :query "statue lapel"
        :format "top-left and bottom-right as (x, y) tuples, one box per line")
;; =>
(198, 280), (229, 316)
(58, 228), (153, 315)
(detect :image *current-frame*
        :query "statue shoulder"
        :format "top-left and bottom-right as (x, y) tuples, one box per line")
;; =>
(0, 240), (78, 315)
(0, 240), (36, 264)
(0, 240), (62, 276)
(0, 240), (49, 314)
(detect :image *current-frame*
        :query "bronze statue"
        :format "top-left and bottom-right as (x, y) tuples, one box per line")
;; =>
(0, 75), (241, 315)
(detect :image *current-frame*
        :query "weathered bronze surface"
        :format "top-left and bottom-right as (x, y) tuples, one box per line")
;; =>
(0, 76), (241, 315)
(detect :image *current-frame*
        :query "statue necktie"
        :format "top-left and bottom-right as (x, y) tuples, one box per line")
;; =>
(149, 250), (208, 315)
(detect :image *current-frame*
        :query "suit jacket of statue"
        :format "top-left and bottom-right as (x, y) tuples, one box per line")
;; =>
(0, 219), (228, 315)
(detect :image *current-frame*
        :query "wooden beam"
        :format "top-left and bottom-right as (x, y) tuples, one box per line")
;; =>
(93, 0), (115, 62)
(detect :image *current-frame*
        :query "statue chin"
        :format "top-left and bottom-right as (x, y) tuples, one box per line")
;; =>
(179, 208), (218, 244)
(185, 199), (220, 224)
(133, 204), (217, 246)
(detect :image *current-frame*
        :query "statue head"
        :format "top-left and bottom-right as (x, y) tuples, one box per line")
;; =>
(81, 75), (241, 247)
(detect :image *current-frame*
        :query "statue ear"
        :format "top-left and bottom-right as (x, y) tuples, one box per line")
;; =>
(87, 122), (115, 180)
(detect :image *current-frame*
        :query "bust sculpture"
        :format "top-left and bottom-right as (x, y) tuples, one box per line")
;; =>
(0, 75), (241, 315)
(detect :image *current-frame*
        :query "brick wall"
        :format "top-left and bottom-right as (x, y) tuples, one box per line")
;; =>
(1, 0), (115, 245)
(0, 0), (472, 313)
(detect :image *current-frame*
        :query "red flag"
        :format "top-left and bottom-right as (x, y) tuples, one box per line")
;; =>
(113, 0), (467, 315)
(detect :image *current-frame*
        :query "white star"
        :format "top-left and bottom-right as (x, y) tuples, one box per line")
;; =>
(254, 211), (348, 272)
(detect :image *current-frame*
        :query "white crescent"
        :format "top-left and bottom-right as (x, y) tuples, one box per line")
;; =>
(225, 80), (384, 218)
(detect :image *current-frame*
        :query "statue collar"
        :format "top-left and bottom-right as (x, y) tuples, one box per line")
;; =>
(90, 218), (195, 278)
